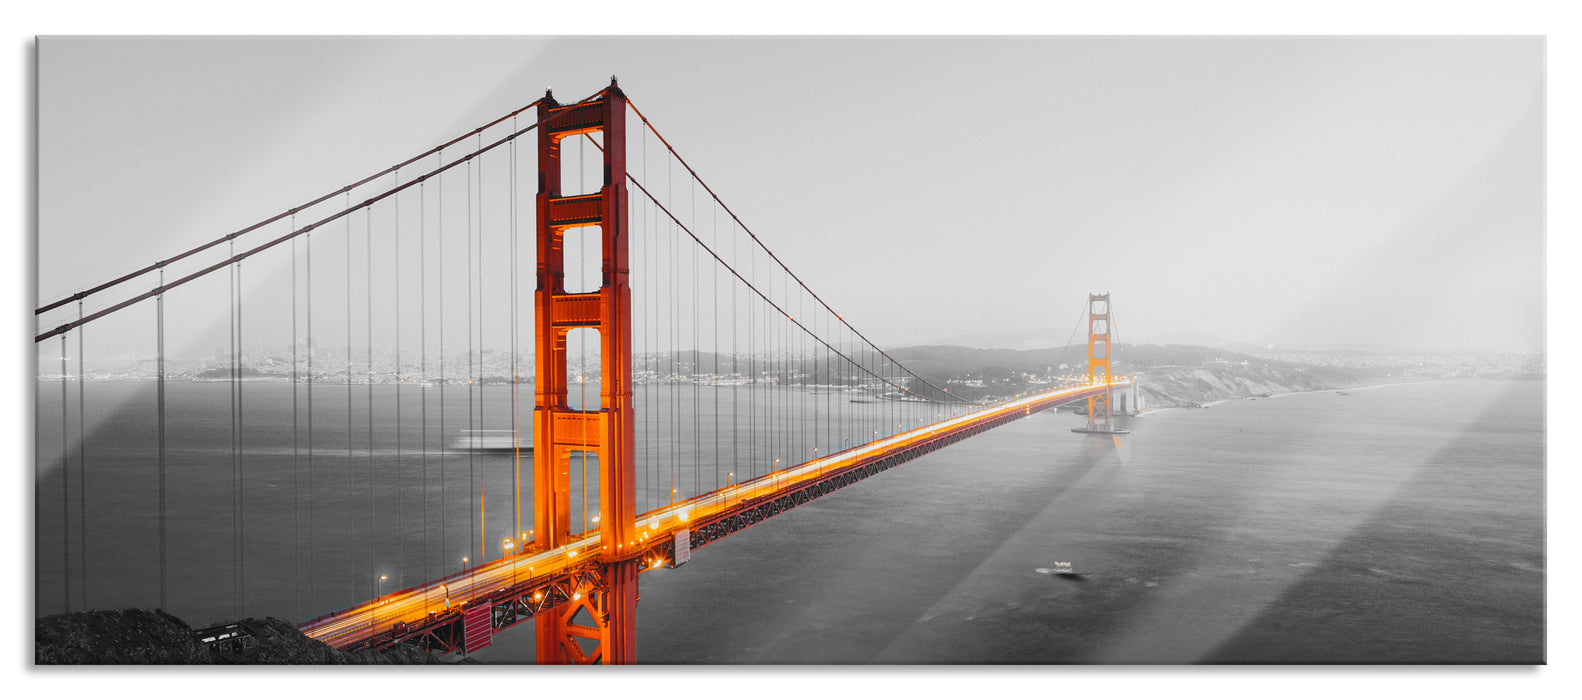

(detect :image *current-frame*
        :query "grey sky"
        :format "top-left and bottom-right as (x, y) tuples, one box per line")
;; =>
(37, 36), (1543, 360)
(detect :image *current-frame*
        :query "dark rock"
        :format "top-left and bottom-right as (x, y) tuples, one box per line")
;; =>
(36, 609), (440, 665)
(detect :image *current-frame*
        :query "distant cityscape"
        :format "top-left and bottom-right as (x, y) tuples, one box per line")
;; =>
(40, 342), (1545, 386)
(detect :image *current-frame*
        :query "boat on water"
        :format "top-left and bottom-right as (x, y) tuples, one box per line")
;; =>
(1036, 561), (1089, 580)
(449, 430), (532, 453)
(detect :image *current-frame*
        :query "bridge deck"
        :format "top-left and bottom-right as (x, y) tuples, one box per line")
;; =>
(300, 381), (1126, 652)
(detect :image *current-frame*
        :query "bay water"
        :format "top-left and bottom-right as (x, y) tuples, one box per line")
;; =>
(34, 379), (1544, 663)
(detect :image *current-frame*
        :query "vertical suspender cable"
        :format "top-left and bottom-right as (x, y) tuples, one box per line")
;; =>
(77, 301), (87, 609)
(236, 252), (246, 616)
(751, 230), (757, 480)
(156, 267), (167, 610)
(345, 192), (355, 601)
(692, 178), (699, 498)
(713, 205), (719, 491)
(291, 218), (300, 619)
(669, 157), (677, 505)
(439, 154), (447, 573)
(60, 335), (69, 612)
(580, 136), (589, 531)
(635, 131), (642, 509)
(394, 174), (403, 586)
(307, 226), (315, 613)
(478, 135), (487, 561)
(510, 117), (520, 543)
(783, 271), (789, 477)
(37, 350), (44, 611)
(467, 140), (476, 560)
(366, 206), (375, 587)
(732, 216), (738, 488)
(230, 241), (239, 616)
(420, 178), (429, 582)
(650, 147), (659, 510)
(645, 132), (653, 512)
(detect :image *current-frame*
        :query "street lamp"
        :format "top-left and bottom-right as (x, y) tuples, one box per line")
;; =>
(374, 574), (388, 633)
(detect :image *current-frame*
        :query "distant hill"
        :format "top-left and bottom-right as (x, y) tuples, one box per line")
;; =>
(889, 342), (1269, 379)
(887, 343), (1369, 408)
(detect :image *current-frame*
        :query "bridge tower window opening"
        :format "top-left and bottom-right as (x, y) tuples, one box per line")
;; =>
(562, 225), (603, 295)
(558, 129), (604, 198)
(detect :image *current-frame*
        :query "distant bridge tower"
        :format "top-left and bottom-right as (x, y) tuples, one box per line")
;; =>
(1072, 293), (1129, 435)
(532, 79), (638, 664)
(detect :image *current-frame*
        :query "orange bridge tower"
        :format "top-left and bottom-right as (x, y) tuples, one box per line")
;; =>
(1072, 293), (1130, 435)
(532, 79), (639, 664)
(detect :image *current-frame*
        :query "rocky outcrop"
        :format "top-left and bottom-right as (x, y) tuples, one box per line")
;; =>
(35, 609), (440, 665)
(1135, 362), (1363, 409)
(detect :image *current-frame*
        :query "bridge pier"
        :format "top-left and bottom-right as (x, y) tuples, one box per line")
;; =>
(1113, 374), (1142, 416)
(535, 560), (638, 664)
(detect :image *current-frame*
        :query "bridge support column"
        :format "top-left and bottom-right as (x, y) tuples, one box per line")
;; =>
(532, 79), (639, 664)
(534, 560), (638, 664)
(1072, 293), (1129, 435)
(1085, 293), (1113, 431)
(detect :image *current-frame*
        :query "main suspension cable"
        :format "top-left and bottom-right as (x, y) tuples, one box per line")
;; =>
(35, 96), (558, 319)
(578, 131), (973, 407)
(622, 167), (973, 406)
(623, 98), (970, 406)
(36, 88), (613, 345)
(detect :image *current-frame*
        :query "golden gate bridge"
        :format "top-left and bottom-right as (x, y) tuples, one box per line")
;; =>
(34, 79), (1132, 663)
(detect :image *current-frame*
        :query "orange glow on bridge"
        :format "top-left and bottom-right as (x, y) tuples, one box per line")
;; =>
(299, 378), (1128, 653)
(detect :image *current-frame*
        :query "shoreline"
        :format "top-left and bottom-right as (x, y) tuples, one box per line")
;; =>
(1134, 377), (1508, 417)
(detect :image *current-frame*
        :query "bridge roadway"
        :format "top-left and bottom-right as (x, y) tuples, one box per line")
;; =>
(300, 380), (1128, 653)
